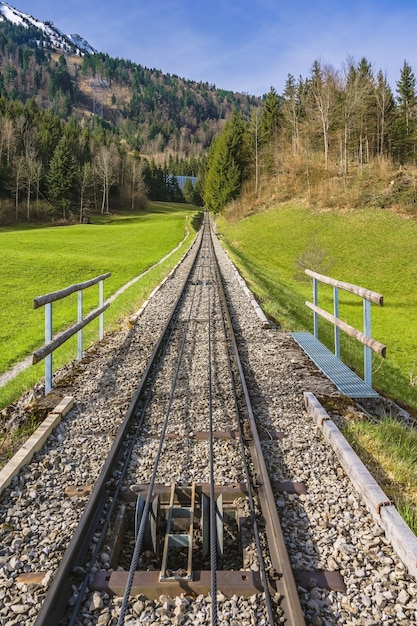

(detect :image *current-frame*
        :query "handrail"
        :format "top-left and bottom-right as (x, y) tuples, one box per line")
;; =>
(33, 273), (111, 308)
(305, 270), (385, 387)
(305, 269), (384, 306)
(33, 273), (111, 394)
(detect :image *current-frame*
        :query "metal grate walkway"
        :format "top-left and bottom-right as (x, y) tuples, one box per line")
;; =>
(291, 332), (379, 398)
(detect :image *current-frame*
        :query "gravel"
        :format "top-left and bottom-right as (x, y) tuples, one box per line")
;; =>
(0, 227), (416, 625)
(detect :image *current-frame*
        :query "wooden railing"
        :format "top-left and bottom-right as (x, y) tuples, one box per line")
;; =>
(305, 269), (386, 387)
(33, 273), (110, 394)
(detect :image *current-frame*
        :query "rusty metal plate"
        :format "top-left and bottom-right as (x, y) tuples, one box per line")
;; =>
(259, 430), (285, 440)
(147, 431), (237, 440)
(271, 481), (308, 495)
(295, 570), (346, 594)
(121, 483), (248, 503)
(92, 569), (263, 599)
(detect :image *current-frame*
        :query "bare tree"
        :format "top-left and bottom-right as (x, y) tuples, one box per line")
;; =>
(130, 157), (149, 211)
(9, 155), (26, 220)
(375, 71), (394, 158)
(94, 144), (119, 214)
(0, 117), (16, 165)
(308, 60), (339, 169)
(79, 162), (93, 222)
(282, 74), (305, 156)
(23, 136), (38, 221)
(248, 108), (261, 194)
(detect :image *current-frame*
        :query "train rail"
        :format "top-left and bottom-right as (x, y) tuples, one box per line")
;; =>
(2, 212), (417, 625)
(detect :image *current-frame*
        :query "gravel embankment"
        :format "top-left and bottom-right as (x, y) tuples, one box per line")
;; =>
(0, 230), (416, 625)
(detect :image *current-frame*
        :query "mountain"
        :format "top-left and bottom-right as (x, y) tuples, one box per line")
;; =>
(0, 2), (97, 55)
(0, 2), (260, 158)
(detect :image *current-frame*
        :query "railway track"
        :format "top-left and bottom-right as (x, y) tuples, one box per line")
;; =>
(32, 212), (304, 625)
(1, 212), (417, 625)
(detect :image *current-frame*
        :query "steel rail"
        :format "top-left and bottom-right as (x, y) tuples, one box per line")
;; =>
(208, 223), (277, 625)
(33, 228), (205, 626)
(117, 219), (211, 625)
(206, 228), (218, 626)
(209, 226), (306, 626)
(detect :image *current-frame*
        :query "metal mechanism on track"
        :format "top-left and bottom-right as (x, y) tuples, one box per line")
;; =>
(93, 483), (263, 600)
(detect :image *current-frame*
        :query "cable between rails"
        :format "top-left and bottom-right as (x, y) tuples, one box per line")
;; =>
(117, 219), (212, 626)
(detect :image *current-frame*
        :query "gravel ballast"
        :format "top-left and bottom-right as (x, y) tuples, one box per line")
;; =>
(0, 229), (416, 625)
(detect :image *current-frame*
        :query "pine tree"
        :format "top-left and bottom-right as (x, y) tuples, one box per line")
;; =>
(47, 134), (77, 219)
(203, 110), (247, 212)
(394, 60), (417, 163)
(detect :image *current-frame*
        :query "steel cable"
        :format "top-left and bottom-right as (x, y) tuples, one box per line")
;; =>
(117, 220), (210, 625)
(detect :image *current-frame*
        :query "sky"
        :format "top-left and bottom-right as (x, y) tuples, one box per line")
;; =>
(7, 0), (417, 97)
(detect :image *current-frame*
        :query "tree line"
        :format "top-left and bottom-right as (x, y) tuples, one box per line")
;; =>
(0, 94), (203, 224)
(202, 57), (417, 212)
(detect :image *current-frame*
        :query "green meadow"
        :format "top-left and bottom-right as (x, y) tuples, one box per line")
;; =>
(0, 203), (201, 408)
(217, 204), (417, 413)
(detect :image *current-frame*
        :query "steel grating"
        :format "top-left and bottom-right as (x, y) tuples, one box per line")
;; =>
(291, 332), (379, 398)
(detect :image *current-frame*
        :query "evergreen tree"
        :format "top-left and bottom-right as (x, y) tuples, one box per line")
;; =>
(47, 134), (77, 219)
(259, 87), (281, 145)
(204, 111), (246, 212)
(394, 60), (417, 163)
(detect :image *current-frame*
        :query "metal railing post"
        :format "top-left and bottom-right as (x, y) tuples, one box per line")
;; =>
(45, 302), (52, 394)
(364, 299), (372, 387)
(313, 277), (318, 338)
(77, 290), (83, 361)
(99, 279), (104, 340)
(333, 286), (340, 358)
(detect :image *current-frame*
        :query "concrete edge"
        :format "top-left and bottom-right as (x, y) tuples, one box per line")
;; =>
(221, 248), (270, 329)
(303, 391), (417, 580)
(0, 396), (74, 496)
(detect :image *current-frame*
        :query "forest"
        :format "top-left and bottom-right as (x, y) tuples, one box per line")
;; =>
(0, 20), (257, 223)
(203, 58), (417, 215)
(2, 15), (417, 223)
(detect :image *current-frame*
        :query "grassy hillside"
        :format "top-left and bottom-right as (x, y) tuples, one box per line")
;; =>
(0, 203), (201, 408)
(217, 204), (417, 413)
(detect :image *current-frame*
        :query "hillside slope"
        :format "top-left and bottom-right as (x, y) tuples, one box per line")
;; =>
(0, 13), (260, 157)
(217, 201), (417, 413)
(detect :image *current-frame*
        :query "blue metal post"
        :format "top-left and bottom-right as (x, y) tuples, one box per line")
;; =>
(364, 299), (372, 387)
(313, 277), (318, 338)
(99, 280), (104, 340)
(334, 287), (340, 358)
(45, 302), (52, 394)
(77, 290), (83, 361)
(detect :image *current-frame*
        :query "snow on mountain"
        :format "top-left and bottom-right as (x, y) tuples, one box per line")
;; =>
(0, 2), (98, 55)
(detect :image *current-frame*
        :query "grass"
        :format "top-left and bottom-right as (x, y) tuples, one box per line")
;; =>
(342, 415), (417, 534)
(217, 204), (417, 413)
(0, 203), (201, 409)
(218, 200), (417, 534)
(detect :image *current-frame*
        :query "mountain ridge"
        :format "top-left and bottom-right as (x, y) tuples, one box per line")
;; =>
(0, 1), (97, 55)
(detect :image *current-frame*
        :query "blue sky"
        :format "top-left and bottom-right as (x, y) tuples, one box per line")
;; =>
(9, 0), (417, 96)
